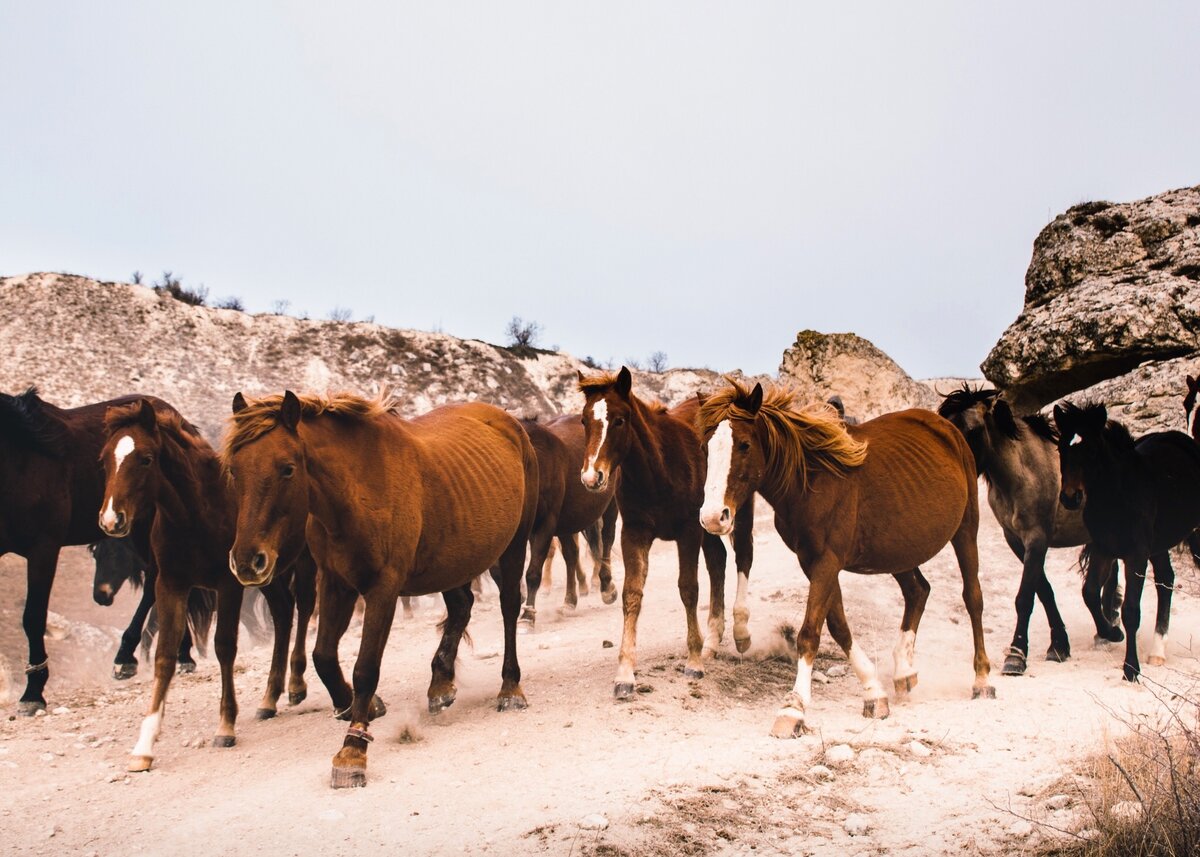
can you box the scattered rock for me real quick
[907,740,932,758]
[602,641,614,649]
[1110,801,1144,822]
[811,670,829,684]
[40,753,54,762]
[807,764,834,782]
[579,814,609,831]
[825,744,855,765]
[1045,794,1071,811]
[1009,820,1033,838]
[825,665,848,678]
[844,813,872,836]
[51,706,70,716]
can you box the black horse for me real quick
[1054,402,1200,681]
[938,387,1120,675]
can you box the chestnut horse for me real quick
[517,414,619,630]
[0,387,185,714]
[98,399,316,772]
[698,380,993,737]
[224,391,538,789]
[1054,402,1200,681]
[578,369,754,699]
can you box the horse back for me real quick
[1135,430,1200,549]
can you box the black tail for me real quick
[581,520,603,564]
[435,615,472,649]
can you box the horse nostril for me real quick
[252,551,268,573]
[720,507,731,523]
[595,469,605,484]
[115,511,127,530]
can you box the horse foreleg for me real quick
[18,545,59,716]
[677,530,705,680]
[559,534,583,611]
[950,524,994,699]
[428,584,474,712]
[1082,551,1124,644]
[614,529,652,699]
[496,529,529,711]
[772,559,841,738]
[288,555,317,706]
[311,573,359,717]
[211,586,242,747]
[595,501,619,604]
[128,581,186,772]
[331,589,398,790]
[1100,559,1123,628]
[892,569,930,697]
[519,526,556,630]
[255,580,294,720]
[115,577,155,680]
[731,498,755,653]
[700,531,727,660]
[1002,535,1058,675]
[1145,552,1175,667]
[1119,557,1149,681]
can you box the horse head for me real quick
[698,382,765,537]
[577,367,634,493]
[224,390,310,587]
[98,399,162,538]
[1052,401,1108,510]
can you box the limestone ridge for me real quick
[982,184,1200,428]
[779,330,938,421]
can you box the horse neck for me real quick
[300,417,383,529]
[619,396,674,486]
[1081,440,1142,521]
[154,435,228,534]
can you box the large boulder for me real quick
[983,185,1200,412]
[779,330,938,420]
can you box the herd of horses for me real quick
[2,367,1199,788]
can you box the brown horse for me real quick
[517,414,619,630]
[698,380,993,737]
[98,399,316,772]
[224,391,538,789]
[578,369,754,699]
[0,387,187,715]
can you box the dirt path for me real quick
[2,489,1198,856]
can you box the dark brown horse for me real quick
[517,414,618,630]
[98,399,316,772]
[578,369,753,699]
[0,387,184,715]
[224,391,538,789]
[698,380,993,737]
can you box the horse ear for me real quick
[280,390,302,432]
[992,399,1018,436]
[747,383,764,414]
[137,399,158,434]
[615,366,632,398]
[576,370,586,384]
[1052,404,1068,431]
[1087,404,1108,432]
[232,392,248,414]
[1189,375,1198,392]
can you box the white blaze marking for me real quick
[100,497,118,530]
[131,703,164,759]
[101,435,136,530]
[893,630,917,679]
[582,400,609,483]
[848,644,885,699]
[700,421,733,531]
[1069,435,1082,447]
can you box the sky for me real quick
[2,3,1198,379]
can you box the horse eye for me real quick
[738,441,751,453]
[140,454,153,466]
[281,463,296,478]
[613,417,625,427]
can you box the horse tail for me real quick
[1077,545,1095,580]
[435,615,472,650]
[186,588,216,657]
[581,520,603,563]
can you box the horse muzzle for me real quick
[1059,489,1083,510]
[230,548,277,587]
[699,504,734,537]
[93,583,115,606]
[580,468,608,493]
[98,509,131,538]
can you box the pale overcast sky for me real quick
[2,3,1197,378]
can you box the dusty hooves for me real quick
[770,714,806,739]
[16,700,46,717]
[331,766,366,789]
[601,586,618,605]
[368,695,388,720]
[212,735,237,748]
[1095,628,1124,645]
[496,693,528,712]
[894,674,918,694]
[112,662,138,680]
[127,755,154,773]
[1045,645,1071,663]
[428,693,457,714]
[683,666,705,681]
[176,660,197,675]
[613,682,635,701]
[1001,653,1027,676]
[559,602,578,614]
[517,617,534,635]
[734,635,752,655]
[254,708,277,721]
[1146,655,1166,667]
[862,697,890,719]
[972,685,997,700]
[288,690,307,706]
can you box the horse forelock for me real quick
[104,401,203,448]
[224,390,400,455]
[1022,413,1059,444]
[699,378,868,493]
[577,371,622,395]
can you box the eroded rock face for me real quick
[779,330,937,420]
[1048,354,1199,438]
[983,185,1200,411]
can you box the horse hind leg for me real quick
[560,534,583,611]
[128,583,187,772]
[595,501,619,604]
[288,558,317,706]
[950,521,995,700]
[700,531,727,660]
[18,546,59,715]
[892,569,930,696]
[255,581,295,720]
[1145,552,1175,667]
[496,525,530,710]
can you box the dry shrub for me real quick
[1036,676,1199,857]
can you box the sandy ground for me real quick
[1,488,1198,857]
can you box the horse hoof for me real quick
[894,674,918,694]
[560,602,577,613]
[428,693,456,714]
[972,685,997,700]
[1146,655,1165,667]
[1122,666,1140,683]
[288,690,307,706]
[613,682,635,701]
[212,735,236,748]
[770,713,806,738]
[601,586,618,605]
[1001,653,1027,676]
[1045,645,1070,663]
[254,708,277,721]
[127,755,154,773]
[16,700,46,717]
[734,635,752,655]
[176,661,197,675]
[683,666,704,680]
[1095,629,1124,646]
[369,695,387,720]
[113,663,137,680]
[497,693,528,712]
[517,618,534,635]
[862,697,890,719]
[331,766,366,789]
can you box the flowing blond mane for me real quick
[224,390,400,454]
[698,378,868,493]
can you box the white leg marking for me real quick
[849,644,885,699]
[581,400,608,486]
[131,703,164,759]
[893,630,917,679]
[1150,632,1167,663]
[777,657,813,717]
[700,421,734,532]
[733,572,750,625]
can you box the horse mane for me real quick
[1021,413,1059,444]
[937,384,1059,444]
[105,400,216,493]
[698,377,868,493]
[577,372,668,414]
[104,400,203,442]
[0,387,66,456]
[225,390,400,454]
[935,384,998,420]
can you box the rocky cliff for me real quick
[982,184,1200,431]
